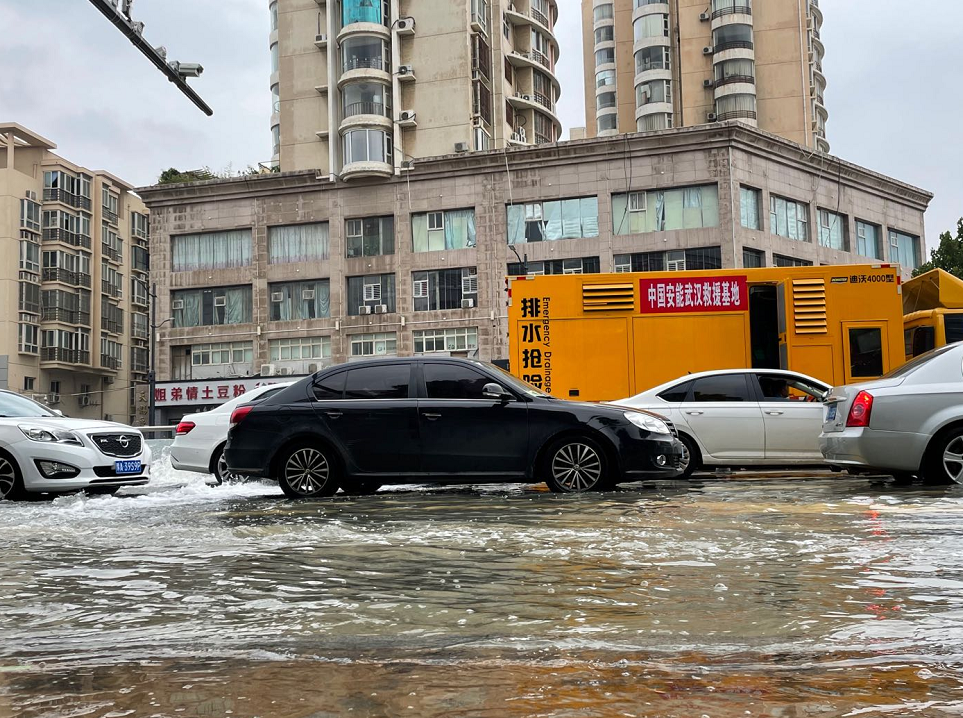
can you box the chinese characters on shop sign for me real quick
[639,276,749,314]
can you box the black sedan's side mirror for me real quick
[482,383,512,402]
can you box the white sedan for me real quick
[0,391,151,501]
[612,369,831,477]
[169,382,292,483]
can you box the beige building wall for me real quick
[0,124,149,425]
[582,0,829,152]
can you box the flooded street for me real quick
[2,454,963,717]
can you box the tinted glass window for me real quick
[424,364,491,399]
[658,381,691,403]
[344,365,410,399]
[313,372,346,400]
[849,328,883,378]
[0,392,56,417]
[689,375,750,402]
[945,315,963,345]
[757,374,825,401]
[912,326,936,358]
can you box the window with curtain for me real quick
[172,229,252,272]
[635,46,669,73]
[715,93,756,119]
[269,223,330,264]
[637,113,673,132]
[889,229,920,269]
[612,185,720,235]
[508,257,600,276]
[855,220,882,259]
[191,342,254,366]
[346,216,394,257]
[769,195,809,241]
[596,69,616,88]
[412,209,477,252]
[598,114,618,132]
[773,254,813,267]
[740,187,761,230]
[507,197,599,244]
[350,332,397,357]
[342,0,386,26]
[414,327,479,354]
[634,14,668,40]
[713,23,753,50]
[347,273,396,315]
[269,279,331,321]
[172,285,253,328]
[612,248,721,273]
[743,247,765,268]
[715,58,755,84]
[595,48,615,66]
[413,268,477,311]
[818,209,848,250]
[636,79,671,106]
[593,4,613,22]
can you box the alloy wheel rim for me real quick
[552,443,602,492]
[284,448,330,495]
[942,437,963,484]
[0,458,16,500]
[678,443,691,473]
[217,454,242,484]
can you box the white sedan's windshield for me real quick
[0,392,57,418]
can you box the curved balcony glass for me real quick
[342,0,388,28]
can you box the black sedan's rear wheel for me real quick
[544,437,608,493]
[278,444,340,499]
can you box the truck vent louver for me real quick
[582,283,635,312]
[792,278,828,334]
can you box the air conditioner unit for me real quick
[397,64,414,76]
[703,46,714,55]
[104,376,115,385]
[314,33,328,47]
[358,305,373,315]
[49,393,61,405]
[398,110,417,126]
[79,396,91,407]
[454,141,470,152]
[271,292,284,302]
[307,363,320,373]
[699,11,710,21]
[260,364,277,377]
[172,299,185,310]
[302,289,316,300]
[707,112,718,121]
[396,17,415,35]
[520,93,532,101]
[213,296,227,307]
[703,79,713,88]
[277,367,292,376]
[374,304,388,314]
[461,298,475,309]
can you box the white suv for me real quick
[0,391,151,501]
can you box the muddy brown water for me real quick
[1,466,962,717]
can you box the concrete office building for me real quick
[270,0,562,174]
[0,123,150,424]
[139,123,929,422]
[582,0,829,151]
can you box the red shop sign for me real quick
[639,275,748,314]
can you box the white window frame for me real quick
[412,279,429,298]
[363,282,382,302]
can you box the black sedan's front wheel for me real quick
[277,444,340,498]
[544,437,609,493]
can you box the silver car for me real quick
[820,343,963,484]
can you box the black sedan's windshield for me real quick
[0,392,57,418]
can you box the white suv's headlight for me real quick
[624,412,671,435]
[18,425,84,446]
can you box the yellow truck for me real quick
[507,264,906,403]
[903,268,963,359]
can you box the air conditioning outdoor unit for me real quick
[359,305,373,315]
[398,110,417,126]
[699,11,710,21]
[396,17,415,35]
[703,79,713,88]
[277,367,292,376]
[454,142,470,152]
[703,46,714,55]
[104,376,115,385]
[271,292,284,302]
[461,298,475,309]
[707,112,718,121]
[374,304,388,314]
[79,396,91,407]
[398,64,414,76]
[314,33,328,46]
[49,393,61,405]
[260,364,277,377]
[520,93,532,101]
[171,299,184,310]
[307,363,320,373]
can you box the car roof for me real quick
[319,356,482,371]
[637,368,828,398]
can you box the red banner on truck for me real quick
[639,275,748,314]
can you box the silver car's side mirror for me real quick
[482,383,512,402]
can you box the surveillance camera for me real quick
[171,61,204,78]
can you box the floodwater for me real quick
[2,452,963,717]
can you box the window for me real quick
[132,245,150,273]
[270,42,279,72]
[269,279,331,321]
[102,188,118,216]
[341,36,389,72]
[905,326,935,359]
[313,371,346,400]
[269,0,278,30]
[597,92,617,110]
[272,125,280,157]
[945,315,963,345]
[172,229,252,272]
[613,247,721,273]
[773,254,813,267]
[634,13,669,40]
[637,113,673,132]
[191,342,254,366]
[23,377,35,392]
[596,69,616,88]
[102,224,122,261]
[131,312,149,339]
[818,209,848,250]
[636,80,670,106]
[714,58,754,84]
[507,197,599,244]
[101,338,123,368]
[595,26,614,44]
[855,220,882,259]
[715,93,756,120]
[743,247,765,268]
[593,4,613,22]
[769,195,809,242]
[658,381,692,403]
[508,257,601,276]
[612,185,720,235]
[131,278,149,306]
[19,282,40,314]
[349,332,398,357]
[50,380,62,395]
[172,286,253,327]
[20,199,40,232]
[424,364,491,399]
[343,128,392,165]
[342,81,391,118]
[740,187,761,230]
[474,126,491,151]
[342,0,388,26]
[413,268,477,311]
[269,223,330,264]
[849,327,883,378]
[889,229,920,269]
[756,374,825,402]
[689,374,751,402]
[20,240,40,273]
[595,48,615,66]
[102,261,123,297]
[635,46,670,73]
[271,336,332,362]
[346,216,394,258]
[713,23,753,51]
[414,327,479,354]
[412,210,476,252]
[347,274,396,314]
[18,324,39,354]
[598,114,618,133]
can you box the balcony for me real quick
[101,318,123,335]
[102,281,123,299]
[43,189,92,211]
[508,49,554,74]
[102,243,123,263]
[711,5,751,20]
[343,101,391,120]
[42,307,90,325]
[41,348,90,365]
[131,324,149,340]
[42,267,92,288]
[505,3,555,34]
[100,355,122,371]
[716,109,757,121]
[132,358,149,374]
[714,73,755,88]
[342,57,391,73]
[103,207,119,226]
[43,228,92,249]
[713,40,753,53]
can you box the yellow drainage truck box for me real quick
[903,268,963,359]
[507,265,905,403]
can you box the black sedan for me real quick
[225,357,684,498]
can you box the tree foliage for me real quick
[156,164,278,185]
[914,219,963,278]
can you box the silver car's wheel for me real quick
[942,436,963,484]
[548,441,603,493]
[0,456,22,501]
[279,446,338,499]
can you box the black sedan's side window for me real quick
[313,371,346,400]
[344,365,411,399]
[424,364,491,399]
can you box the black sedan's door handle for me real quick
[422,412,442,420]
[325,410,343,419]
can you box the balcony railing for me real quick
[711,5,752,20]
[512,49,553,72]
[102,243,123,263]
[41,348,90,365]
[103,208,119,226]
[716,109,758,121]
[715,74,755,87]
[132,293,150,308]
[101,318,123,335]
[131,325,149,340]
[102,281,123,299]
[101,355,122,371]
[532,91,556,113]
[132,359,149,373]
[343,101,390,119]
[530,6,551,29]
[342,57,390,73]
[43,189,92,211]
[42,307,90,325]
[43,228,92,249]
[713,40,754,52]
[41,268,92,288]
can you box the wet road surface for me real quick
[2,456,963,717]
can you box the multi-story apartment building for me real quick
[270,0,562,174]
[581,0,829,151]
[139,123,929,423]
[0,123,150,424]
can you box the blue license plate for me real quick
[115,460,142,475]
[827,405,837,422]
